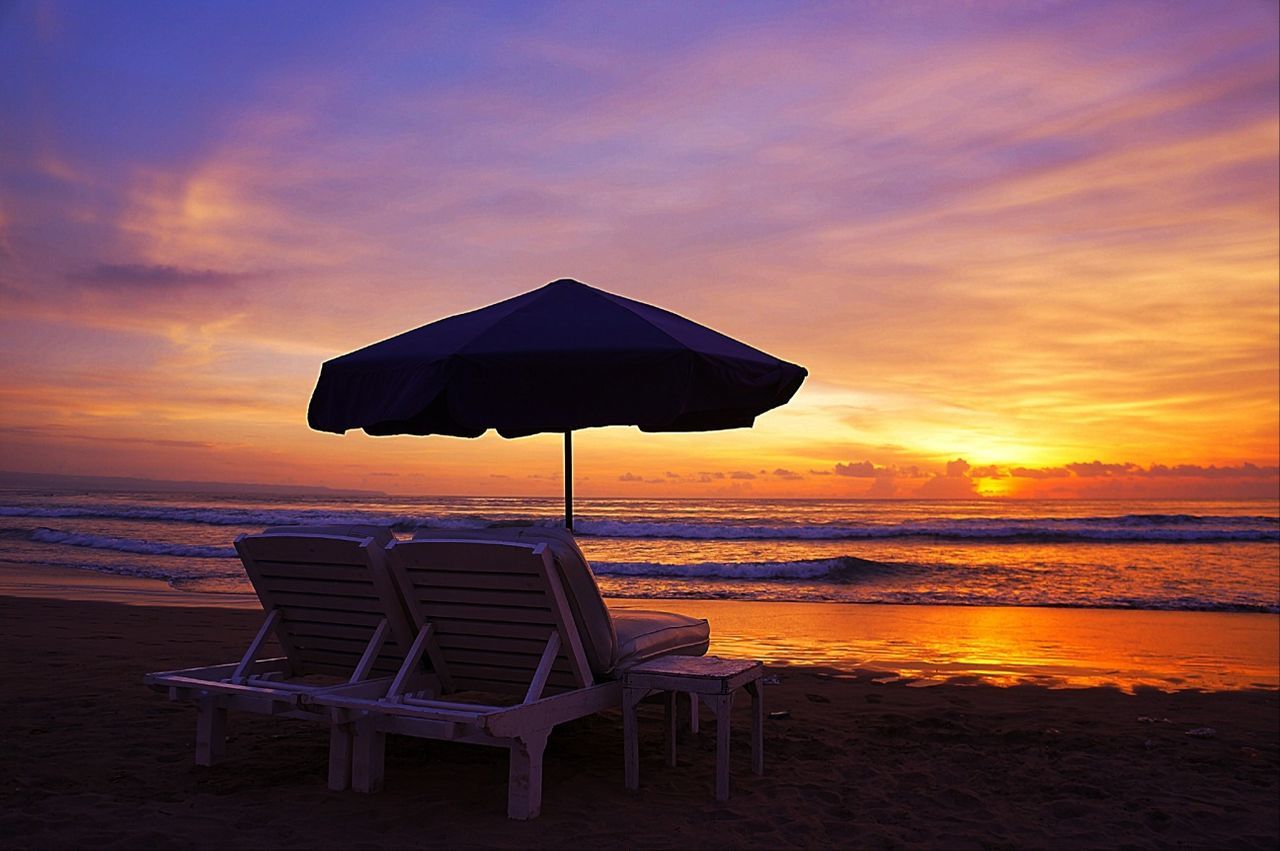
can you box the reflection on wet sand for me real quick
[612,599,1280,692]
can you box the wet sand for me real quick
[3,562,1276,691]
[1,576,1278,849]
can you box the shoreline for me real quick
[3,561,1276,692]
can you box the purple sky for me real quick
[1,1,1277,497]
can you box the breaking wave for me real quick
[29,528,235,559]
[1,504,1275,542]
[9,525,1276,613]
[592,555,898,580]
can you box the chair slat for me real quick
[401,543,543,575]
[255,561,372,583]
[435,633,549,655]
[442,647,576,674]
[242,536,372,566]
[411,602,557,625]
[289,621,386,642]
[409,588,550,609]
[429,620,554,640]
[270,591,384,613]
[275,606,385,629]
[256,577,377,597]
[411,571,546,591]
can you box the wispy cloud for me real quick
[68,263,261,289]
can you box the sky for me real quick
[0,0,1277,499]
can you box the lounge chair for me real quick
[311,535,709,819]
[409,525,711,675]
[144,525,416,781]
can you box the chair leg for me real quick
[623,688,644,791]
[665,691,678,767]
[195,697,226,766]
[328,720,353,791]
[508,730,549,820]
[351,718,386,793]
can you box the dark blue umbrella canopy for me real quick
[308,278,807,439]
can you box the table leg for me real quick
[710,692,734,801]
[690,692,699,734]
[747,679,764,775]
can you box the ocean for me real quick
[1,489,1276,613]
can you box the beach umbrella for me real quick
[307,278,807,531]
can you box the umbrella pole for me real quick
[563,430,574,533]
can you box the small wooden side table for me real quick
[622,656,764,801]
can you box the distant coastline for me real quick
[0,470,387,499]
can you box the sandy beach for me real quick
[4,0,1278,846]
[2,572,1277,849]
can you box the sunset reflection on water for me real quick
[611,599,1280,692]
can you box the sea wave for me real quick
[0,503,493,531]
[8,529,1276,613]
[598,585,1280,613]
[592,555,900,580]
[1,503,1275,542]
[576,516,1279,542]
[29,528,235,559]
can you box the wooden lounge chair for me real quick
[311,536,710,819]
[409,525,712,675]
[144,526,416,780]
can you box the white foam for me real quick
[2,504,1274,541]
[30,528,235,559]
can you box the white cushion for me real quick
[611,609,710,672]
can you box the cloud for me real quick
[834,460,877,477]
[945,458,971,478]
[1142,462,1279,479]
[1066,461,1143,477]
[968,464,1003,479]
[1003,462,1280,494]
[68,263,258,289]
[833,460,920,480]
[772,468,803,480]
[618,472,643,482]
[915,473,979,498]
[729,471,757,480]
[1011,466,1070,479]
[0,425,214,450]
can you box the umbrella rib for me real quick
[593,287,781,362]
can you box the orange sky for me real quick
[0,2,1277,499]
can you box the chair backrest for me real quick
[410,526,618,674]
[387,538,595,697]
[262,524,397,547]
[235,533,415,679]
